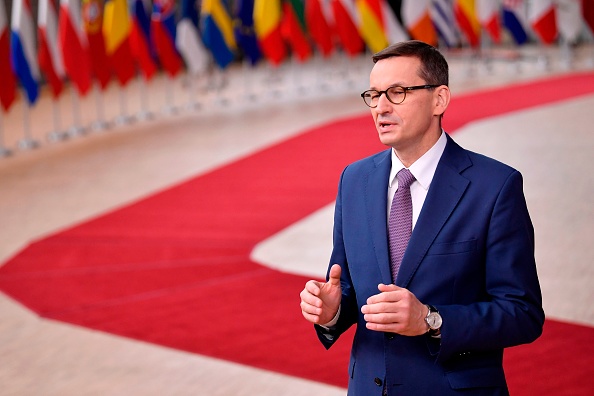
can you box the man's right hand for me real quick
[300,264,342,325]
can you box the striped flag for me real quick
[152,0,183,76]
[330,0,364,56]
[355,0,389,53]
[306,0,334,56]
[103,0,136,86]
[177,0,210,74]
[38,0,65,98]
[234,0,263,65]
[528,0,557,44]
[201,0,237,69]
[382,0,410,45]
[11,0,41,104]
[502,0,528,45]
[129,0,157,81]
[82,0,112,89]
[0,0,17,110]
[253,0,286,65]
[401,0,437,46]
[477,0,501,43]
[281,0,311,62]
[430,0,459,47]
[59,0,92,96]
[556,0,583,44]
[454,0,481,47]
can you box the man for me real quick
[299,40,544,395]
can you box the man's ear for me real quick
[433,85,451,116]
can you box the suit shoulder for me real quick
[343,149,390,175]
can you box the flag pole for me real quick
[18,103,39,150]
[91,83,110,131]
[163,75,180,115]
[137,77,155,120]
[47,98,68,142]
[0,112,13,157]
[185,73,200,111]
[68,86,86,137]
[115,84,134,125]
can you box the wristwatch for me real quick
[425,305,442,337]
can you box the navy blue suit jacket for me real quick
[316,134,544,395]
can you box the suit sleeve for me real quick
[435,170,545,363]
[315,167,359,349]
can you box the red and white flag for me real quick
[477,0,501,43]
[306,0,334,57]
[528,0,557,44]
[401,0,436,46]
[38,0,65,98]
[331,0,364,56]
[59,0,92,95]
[0,0,17,111]
[82,0,112,89]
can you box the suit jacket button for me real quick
[374,377,383,387]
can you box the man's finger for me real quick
[327,264,342,287]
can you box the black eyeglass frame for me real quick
[360,84,440,108]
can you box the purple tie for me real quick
[388,168,416,282]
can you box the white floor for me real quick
[1,45,593,395]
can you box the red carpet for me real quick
[1,72,594,394]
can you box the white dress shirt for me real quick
[388,131,447,229]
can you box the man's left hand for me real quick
[361,284,429,336]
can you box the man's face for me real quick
[368,56,439,156]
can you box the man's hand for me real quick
[300,264,342,325]
[361,284,429,336]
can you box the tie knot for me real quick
[396,168,415,189]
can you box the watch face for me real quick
[427,312,442,330]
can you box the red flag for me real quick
[82,0,112,89]
[103,0,136,86]
[130,0,157,81]
[59,0,92,95]
[583,0,594,34]
[306,0,334,57]
[253,0,287,66]
[529,0,557,44]
[0,0,17,110]
[331,0,364,56]
[151,0,183,77]
[281,0,311,62]
[38,0,65,98]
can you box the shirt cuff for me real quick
[319,305,341,329]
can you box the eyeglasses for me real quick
[360,85,440,108]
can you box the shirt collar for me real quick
[389,131,447,190]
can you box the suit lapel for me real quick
[396,136,472,287]
[365,149,393,285]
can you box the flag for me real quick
[528,0,557,44]
[253,0,286,65]
[401,0,437,46]
[129,0,157,81]
[11,0,40,104]
[103,0,136,85]
[330,0,364,56]
[453,0,481,47]
[38,0,65,98]
[281,0,311,61]
[556,0,583,44]
[152,0,183,76]
[82,0,112,89]
[201,0,237,69]
[430,0,459,47]
[381,0,409,45]
[305,0,334,56]
[0,0,17,110]
[476,0,501,43]
[584,0,594,35]
[233,0,263,65]
[355,0,389,53]
[59,0,92,96]
[177,0,209,74]
[502,0,528,45]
